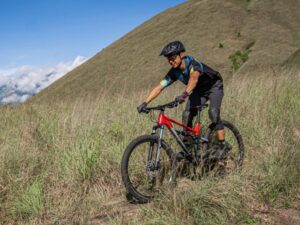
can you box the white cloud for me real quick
[1,93,30,104]
[0,56,86,104]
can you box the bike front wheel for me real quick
[121,135,174,203]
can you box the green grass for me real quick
[9,180,44,219]
[229,49,251,71]
[0,69,299,224]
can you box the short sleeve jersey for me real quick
[160,55,221,92]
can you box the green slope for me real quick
[30,0,300,103]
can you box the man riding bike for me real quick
[137,41,229,159]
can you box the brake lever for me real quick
[142,108,150,114]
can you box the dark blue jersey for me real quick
[160,55,222,92]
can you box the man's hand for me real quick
[137,102,148,113]
[175,91,189,104]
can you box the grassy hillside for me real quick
[1,0,300,224]
[30,0,300,103]
[0,68,299,224]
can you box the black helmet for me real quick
[160,41,186,56]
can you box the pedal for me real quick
[175,151,193,162]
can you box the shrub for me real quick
[229,49,251,71]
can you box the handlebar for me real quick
[142,100,209,113]
[143,100,179,113]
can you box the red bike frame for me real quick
[149,102,207,166]
[157,112,201,136]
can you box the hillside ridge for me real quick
[30,0,300,103]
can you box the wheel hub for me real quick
[146,160,160,177]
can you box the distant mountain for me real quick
[31,0,300,104]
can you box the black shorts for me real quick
[188,79,223,109]
[184,79,224,129]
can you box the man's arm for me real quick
[185,71,200,94]
[138,70,175,112]
[175,71,200,103]
[145,84,165,104]
[145,74,175,104]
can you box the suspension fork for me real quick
[155,125,164,168]
[148,125,164,169]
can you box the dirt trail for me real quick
[272,208,300,225]
[89,196,300,225]
[90,200,300,225]
[253,208,300,225]
[88,178,198,224]
[89,198,148,225]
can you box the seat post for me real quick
[196,108,201,124]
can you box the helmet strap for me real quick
[178,54,186,70]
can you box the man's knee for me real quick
[209,107,220,123]
[209,107,224,130]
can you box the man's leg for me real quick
[182,95,207,128]
[208,80,225,142]
[182,99,195,128]
[208,81,232,157]
[177,95,207,159]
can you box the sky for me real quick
[0,0,186,103]
[0,0,185,69]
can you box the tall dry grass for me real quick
[0,69,299,224]
[139,69,300,225]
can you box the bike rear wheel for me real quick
[203,120,244,175]
[121,135,174,203]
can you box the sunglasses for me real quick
[166,55,178,62]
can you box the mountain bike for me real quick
[121,100,244,203]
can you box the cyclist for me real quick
[137,41,228,158]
